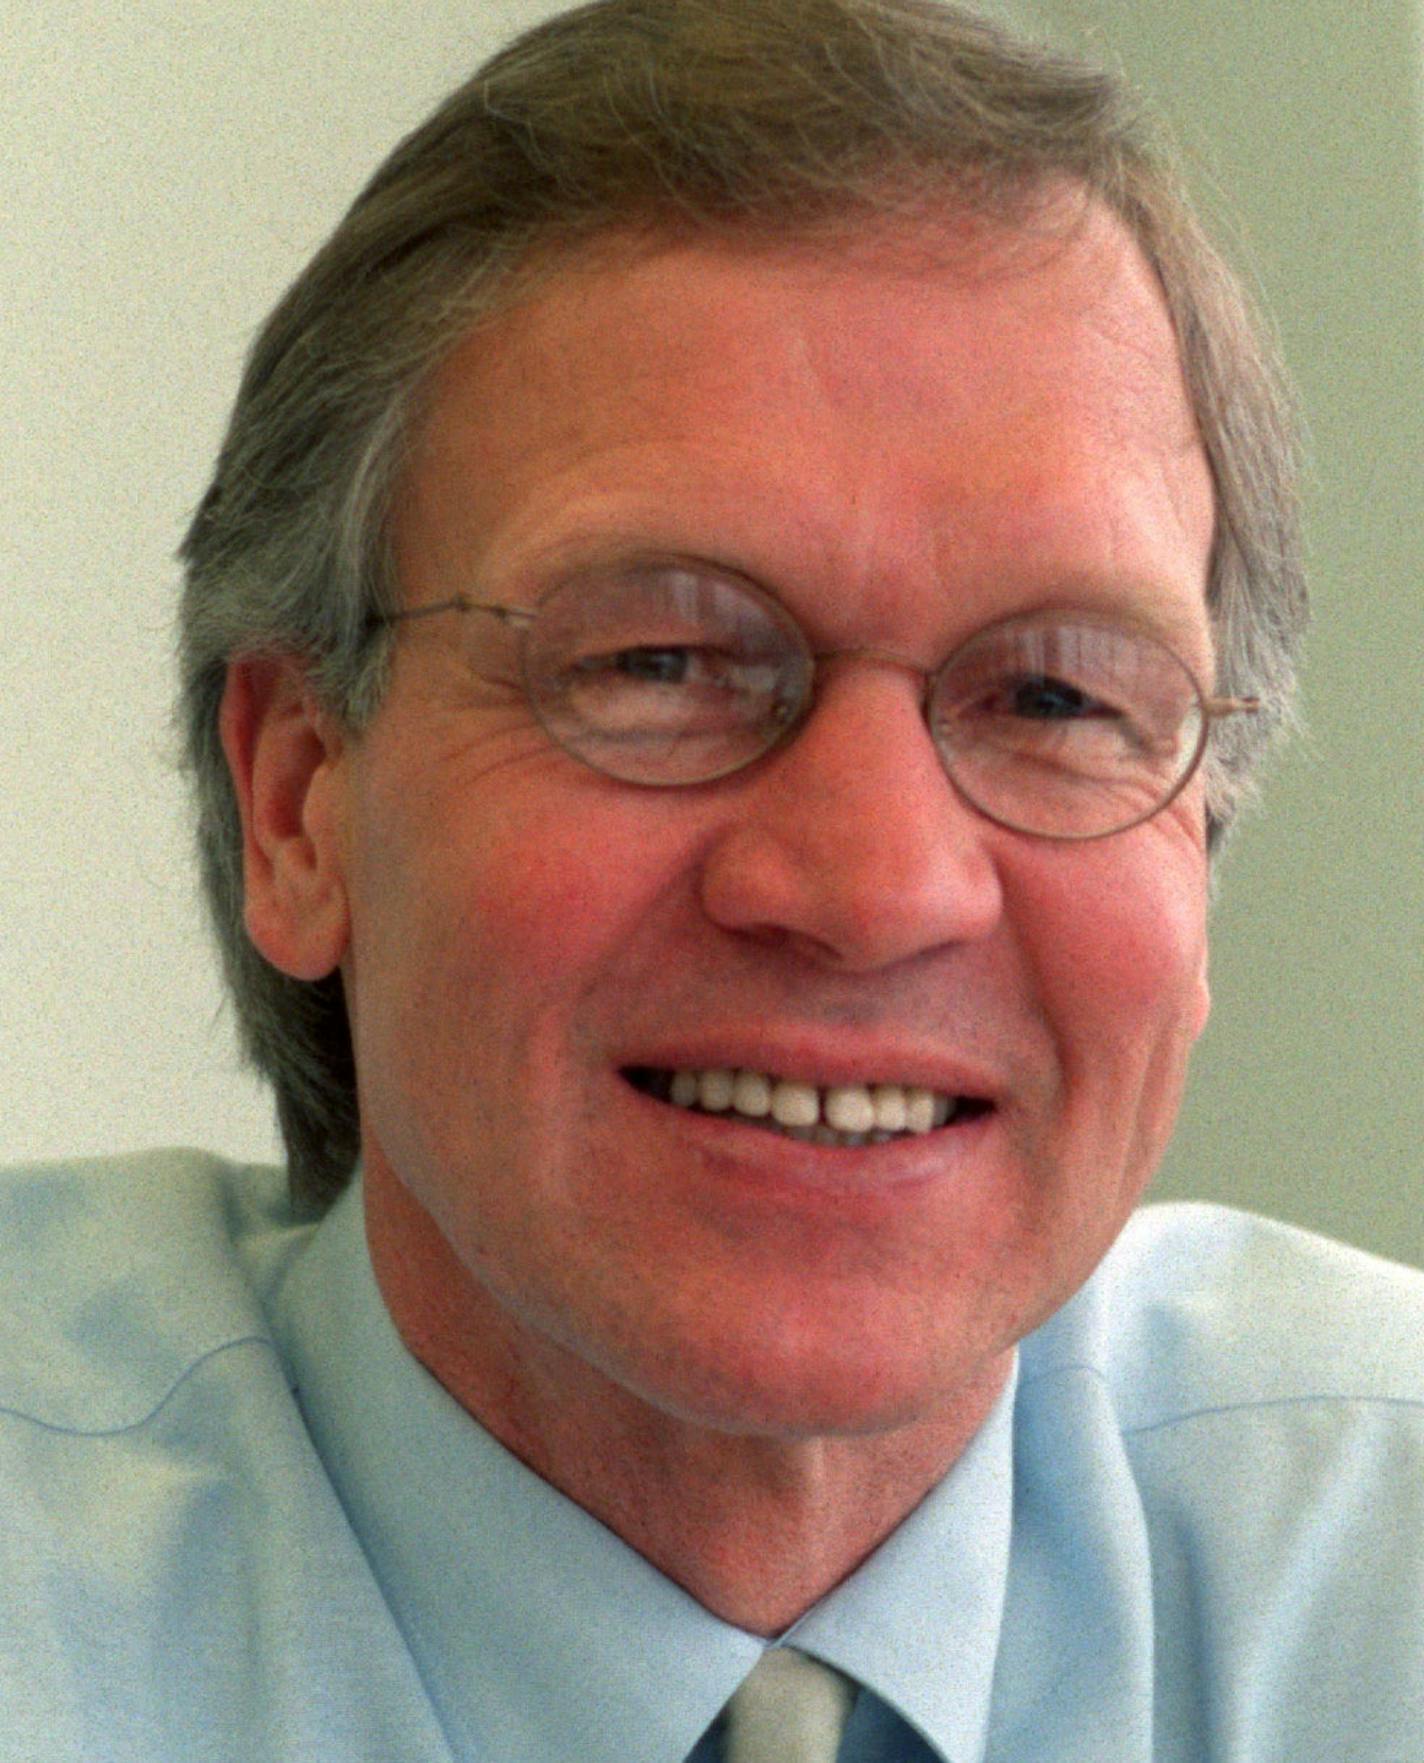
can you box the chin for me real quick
[610,1309,1005,1444]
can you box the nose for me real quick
[697,661,1005,971]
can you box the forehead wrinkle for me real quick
[786,219,1207,581]
[397,206,1213,664]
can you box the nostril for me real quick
[697,811,1003,972]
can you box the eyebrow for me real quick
[1066,593,1217,679]
[494,542,1217,674]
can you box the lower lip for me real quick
[620,1078,997,1199]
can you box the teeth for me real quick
[824,1085,875,1134]
[770,1080,819,1129]
[732,1070,772,1117]
[870,1083,907,1133]
[662,1067,959,1139]
[698,1069,736,1112]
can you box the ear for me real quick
[219,654,351,981]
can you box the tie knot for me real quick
[724,1648,856,1763]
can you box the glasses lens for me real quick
[522,562,812,784]
[930,616,1205,838]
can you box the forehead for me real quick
[392,202,1212,653]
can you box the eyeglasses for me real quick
[369,558,1259,839]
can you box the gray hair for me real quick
[178,0,1306,1211]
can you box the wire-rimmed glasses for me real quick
[369,557,1258,839]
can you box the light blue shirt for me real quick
[2,1148,1422,1760]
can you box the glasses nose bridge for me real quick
[784,643,959,810]
[805,644,942,746]
[810,643,937,698]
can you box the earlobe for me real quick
[219,654,351,981]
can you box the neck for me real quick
[365,1160,1011,1635]
[494,1376,1008,1634]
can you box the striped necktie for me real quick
[724,1648,856,1763]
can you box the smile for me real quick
[624,1066,990,1147]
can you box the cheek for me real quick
[1088,885,1206,1021]
[997,838,1209,1301]
[1051,823,1206,1010]
[347,757,690,1049]
[1019,834,1210,1133]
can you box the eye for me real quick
[1007,674,1117,721]
[608,646,695,684]
[569,643,747,692]
[927,612,1208,836]
[577,644,734,687]
[555,638,781,746]
[519,559,815,782]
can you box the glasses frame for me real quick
[367,570,1259,840]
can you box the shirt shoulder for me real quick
[0,1146,312,1434]
[1012,1207,1424,1758]
[0,1153,452,1760]
[1024,1200,1424,1430]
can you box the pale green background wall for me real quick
[2,3,1419,1262]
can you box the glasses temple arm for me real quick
[367,597,537,630]
[1203,694,1261,721]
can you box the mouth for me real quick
[622,1065,993,1148]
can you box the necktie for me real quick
[724,1648,856,1763]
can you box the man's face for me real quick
[331,206,1215,1442]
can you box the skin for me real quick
[223,198,1215,1635]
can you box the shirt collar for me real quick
[273,1175,1014,1763]
[787,1359,1015,1762]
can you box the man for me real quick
[2,1,1421,1758]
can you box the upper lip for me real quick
[617,1031,1003,1101]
